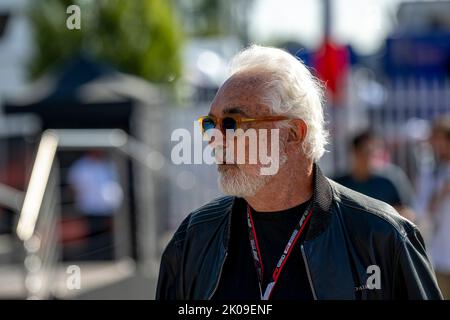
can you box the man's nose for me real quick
[208,127,234,147]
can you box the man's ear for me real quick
[288,119,307,144]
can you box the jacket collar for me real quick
[305,163,333,241]
[227,163,333,246]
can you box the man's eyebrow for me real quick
[208,106,249,117]
[222,107,248,116]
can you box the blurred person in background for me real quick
[414,117,450,299]
[335,131,416,222]
[67,149,123,260]
[157,45,441,300]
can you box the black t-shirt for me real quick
[212,198,313,300]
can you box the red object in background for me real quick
[313,38,349,105]
[58,216,89,244]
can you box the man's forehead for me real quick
[210,71,271,116]
[222,69,273,93]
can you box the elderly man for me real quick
[156,45,442,300]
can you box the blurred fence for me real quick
[324,74,450,183]
[373,78,450,178]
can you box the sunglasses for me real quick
[197,114,290,136]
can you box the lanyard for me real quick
[246,203,313,300]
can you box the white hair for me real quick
[229,45,328,160]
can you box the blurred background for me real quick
[0,0,449,299]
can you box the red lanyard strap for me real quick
[246,203,313,300]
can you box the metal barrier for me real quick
[12,129,165,299]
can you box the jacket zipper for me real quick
[208,207,233,300]
[208,251,228,299]
[301,244,318,300]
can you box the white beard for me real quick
[217,152,287,197]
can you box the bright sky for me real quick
[249,0,410,54]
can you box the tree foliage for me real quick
[29,0,183,83]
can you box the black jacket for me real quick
[156,165,443,300]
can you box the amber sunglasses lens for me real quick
[222,117,238,132]
[201,117,216,133]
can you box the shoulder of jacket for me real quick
[172,196,234,243]
[189,196,234,226]
[328,178,415,239]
